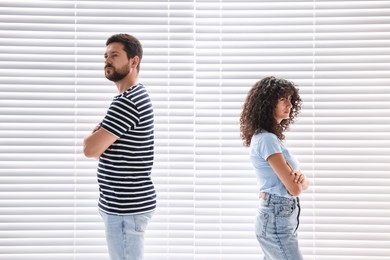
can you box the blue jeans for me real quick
[255,193,303,260]
[99,210,154,260]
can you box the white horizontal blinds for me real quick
[307,1,390,259]
[0,1,80,260]
[0,1,390,260]
[149,1,195,258]
[194,1,224,258]
[195,1,316,259]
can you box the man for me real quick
[83,33,156,260]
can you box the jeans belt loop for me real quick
[265,193,271,206]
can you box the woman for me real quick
[240,76,309,260]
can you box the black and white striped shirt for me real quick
[98,83,156,215]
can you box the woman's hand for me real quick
[291,170,306,184]
[268,154,309,196]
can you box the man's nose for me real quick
[105,57,111,65]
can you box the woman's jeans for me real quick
[99,210,154,260]
[255,193,303,260]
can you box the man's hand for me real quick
[83,123,118,158]
[92,123,102,133]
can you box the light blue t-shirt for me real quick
[250,130,299,198]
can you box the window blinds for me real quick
[0,1,389,259]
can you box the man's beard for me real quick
[105,62,130,82]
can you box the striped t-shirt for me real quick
[98,83,156,215]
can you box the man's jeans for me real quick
[99,210,154,260]
[255,193,303,260]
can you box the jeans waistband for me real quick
[261,192,299,206]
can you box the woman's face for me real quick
[273,95,292,124]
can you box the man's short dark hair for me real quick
[106,33,143,72]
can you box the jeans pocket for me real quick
[275,202,298,235]
[275,202,295,218]
[134,211,154,232]
[255,211,269,238]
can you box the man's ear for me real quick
[131,56,140,68]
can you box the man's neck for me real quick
[116,77,138,94]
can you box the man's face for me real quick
[104,42,131,82]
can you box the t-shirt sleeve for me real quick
[257,133,283,160]
[101,96,139,138]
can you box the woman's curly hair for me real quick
[240,76,302,147]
